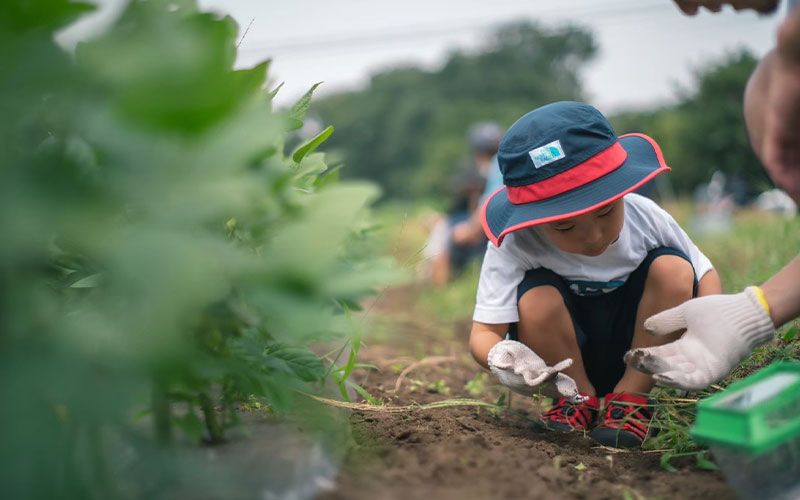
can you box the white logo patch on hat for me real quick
[529,140,565,169]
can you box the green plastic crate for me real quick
[691,361,800,500]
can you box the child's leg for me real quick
[613,254,695,394]
[517,285,595,396]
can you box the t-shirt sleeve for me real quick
[473,238,529,324]
[650,204,714,280]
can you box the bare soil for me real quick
[318,285,735,500]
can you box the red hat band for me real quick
[506,141,628,204]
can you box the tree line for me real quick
[311,22,771,203]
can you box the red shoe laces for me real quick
[600,393,653,440]
[544,397,598,429]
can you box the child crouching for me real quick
[469,102,721,448]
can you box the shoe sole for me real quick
[543,420,579,433]
[588,426,645,448]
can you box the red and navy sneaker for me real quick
[589,392,654,448]
[541,395,600,432]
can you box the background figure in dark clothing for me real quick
[427,122,502,287]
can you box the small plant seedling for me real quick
[464,372,489,396]
[408,377,427,392]
[427,379,451,394]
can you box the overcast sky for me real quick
[58,0,785,113]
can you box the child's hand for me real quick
[625,287,775,390]
[487,340,586,402]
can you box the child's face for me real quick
[540,199,624,256]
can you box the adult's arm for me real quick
[673,0,779,15]
[745,6,800,203]
[761,253,800,326]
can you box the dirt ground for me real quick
[318,286,736,500]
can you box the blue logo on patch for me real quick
[529,140,565,169]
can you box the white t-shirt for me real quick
[473,193,714,324]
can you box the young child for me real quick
[468,101,722,448]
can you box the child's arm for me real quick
[468,238,580,400]
[697,267,722,297]
[469,321,508,370]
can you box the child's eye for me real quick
[598,206,615,218]
[554,225,575,232]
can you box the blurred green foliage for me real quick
[312,22,597,200]
[0,0,397,498]
[612,50,771,198]
[694,212,800,293]
[315,30,769,202]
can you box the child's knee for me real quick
[518,285,569,330]
[645,255,695,300]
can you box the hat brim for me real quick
[482,133,670,246]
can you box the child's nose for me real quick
[586,227,604,244]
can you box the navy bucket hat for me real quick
[482,101,670,246]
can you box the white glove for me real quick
[487,340,586,403]
[625,287,775,390]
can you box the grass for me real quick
[370,200,800,467]
[650,203,800,460]
[686,208,800,293]
[646,336,800,462]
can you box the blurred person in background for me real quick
[450,156,503,250]
[426,122,503,286]
[626,0,800,390]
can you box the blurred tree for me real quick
[612,50,772,200]
[673,50,771,199]
[312,22,597,200]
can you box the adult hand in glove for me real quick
[625,287,775,390]
[487,340,587,403]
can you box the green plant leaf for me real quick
[288,82,322,124]
[174,411,205,444]
[782,325,798,341]
[339,305,363,382]
[265,344,325,382]
[314,164,342,189]
[347,380,378,405]
[269,81,284,100]
[322,341,350,380]
[292,152,328,180]
[4,0,96,32]
[337,379,350,402]
[69,273,102,288]
[464,373,487,397]
[695,451,719,471]
[132,408,151,422]
[660,452,677,472]
[292,125,334,163]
